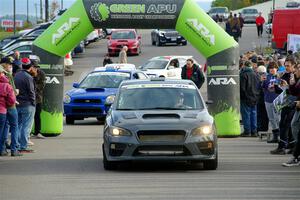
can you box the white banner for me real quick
[1,19,24,28]
[287,34,300,53]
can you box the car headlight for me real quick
[105,95,115,105]
[109,126,132,136]
[64,95,71,104]
[192,125,213,136]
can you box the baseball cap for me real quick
[0,57,13,65]
[21,57,32,69]
[29,55,40,67]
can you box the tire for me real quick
[102,144,118,170]
[155,36,161,46]
[203,154,218,170]
[182,41,187,46]
[66,116,74,125]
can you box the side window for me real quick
[169,59,179,68]
[178,58,187,68]
[132,73,139,79]
[137,72,148,79]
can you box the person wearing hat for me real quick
[30,55,46,139]
[0,57,22,156]
[0,66,16,156]
[14,58,36,153]
[240,60,260,137]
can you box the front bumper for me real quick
[108,46,139,55]
[64,103,107,118]
[103,132,217,162]
[159,35,186,44]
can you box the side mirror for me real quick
[73,82,79,88]
[168,65,175,70]
[104,95,115,107]
[106,35,111,40]
[138,35,141,40]
[205,100,214,105]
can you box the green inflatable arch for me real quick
[33,0,240,137]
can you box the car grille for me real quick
[72,108,102,114]
[73,99,101,104]
[116,44,127,49]
[137,130,186,143]
[164,32,179,37]
[133,145,191,156]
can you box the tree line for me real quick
[211,0,270,10]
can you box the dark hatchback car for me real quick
[102,79,218,170]
[151,29,187,46]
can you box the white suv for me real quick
[139,56,201,79]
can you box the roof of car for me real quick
[150,55,192,60]
[120,78,196,87]
[94,63,136,71]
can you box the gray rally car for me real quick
[102,78,218,170]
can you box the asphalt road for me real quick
[0,25,299,200]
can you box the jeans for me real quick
[241,102,257,133]
[257,25,263,36]
[278,107,295,149]
[17,106,35,150]
[265,102,280,130]
[3,107,20,152]
[291,110,300,143]
[0,113,7,153]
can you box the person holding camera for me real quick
[271,58,297,155]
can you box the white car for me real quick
[94,63,136,71]
[139,56,201,79]
[85,29,100,44]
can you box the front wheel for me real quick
[182,41,187,46]
[66,116,74,125]
[203,154,218,170]
[102,144,118,170]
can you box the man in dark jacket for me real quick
[181,58,205,89]
[14,58,36,153]
[240,61,260,137]
[30,57,46,139]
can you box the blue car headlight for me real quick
[105,95,115,105]
[64,94,71,104]
[192,125,213,136]
[109,126,132,136]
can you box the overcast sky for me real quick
[0,0,213,17]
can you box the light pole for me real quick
[40,0,43,21]
[27,0,29,23]
[273,0,275,10]
[61,0,64,10]
[45,0,49,22]
[13,0,16,34]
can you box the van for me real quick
[272,9,300,50]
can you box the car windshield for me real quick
[79,72,131,88]
[210,8,227,13]
[111,31,135,39]
[141,59,169,69]
[242,9,258,14]
[117,85,204,110]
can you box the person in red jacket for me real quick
[256,12,265,38]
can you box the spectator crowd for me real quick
[239,50,300,167]
[0,52,46,157]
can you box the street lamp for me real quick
[273,0,275,10]
[13,0,16,34]
[61,0,64,10]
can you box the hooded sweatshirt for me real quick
[0,74,16,114]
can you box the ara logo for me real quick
[46,76,60,84]
[52,17,80,45]
[208,77,237,85]
[186,18,215,46]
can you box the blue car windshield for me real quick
[117,85,204,110]
[79,72,131,88]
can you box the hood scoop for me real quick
[122,113,138,119]
[142,114,180,119]
[183,113,198,119]
[85,88,105,92]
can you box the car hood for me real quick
[66,88,117,98]
[143,69,166,75]
[111,110,213,131]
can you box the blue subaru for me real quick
[63,67,148,124]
